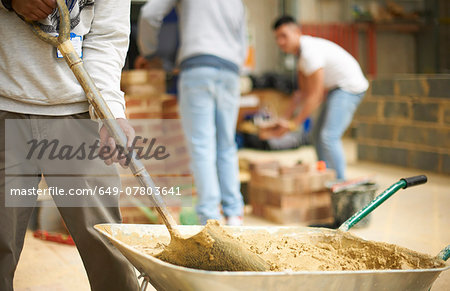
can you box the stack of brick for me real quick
[121,69,166,120]
[162,96,180,119]
[119,69,192,223]
[354,75,450,174]
[119,68,167,185]
[248,161,336,225]
[121,69,190,176]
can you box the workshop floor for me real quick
[14,139,449,290]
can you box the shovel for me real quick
[28,0,269,272]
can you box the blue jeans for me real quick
[312,88,365,180]
[178,67,244,224]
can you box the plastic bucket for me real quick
[331,182,378,228]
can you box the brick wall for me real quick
[354,75,450,174]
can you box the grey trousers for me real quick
[0,111,139,291]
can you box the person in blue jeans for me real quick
[268,16,369,180]
[137,0,246,225]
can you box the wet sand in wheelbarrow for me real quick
[115,221,445,272]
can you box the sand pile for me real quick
[233,231,444,271]
[118,223,445,272]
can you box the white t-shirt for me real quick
[298,35,369,94]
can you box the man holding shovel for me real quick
[0,0,139,290]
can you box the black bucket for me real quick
[331,182,378,228]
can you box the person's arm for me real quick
[292,68,325,126]
[81,0,134,167]
[137,0,177,59]
[262,69,324,139]
[82,0,130,120]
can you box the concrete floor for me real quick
[14,139,449,290]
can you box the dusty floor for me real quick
[14,139,449,290]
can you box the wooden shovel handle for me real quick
[27,0,179,233]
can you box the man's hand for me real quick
[258,119,292,140]
[134,55,164,70]
[12,0,56,21]
[134,55,150,70]
[99,118,136,169]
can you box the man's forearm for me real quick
[292,92,323,126]
[284,90,301,119]
[82,0,130,119]
[292,69,324,126]
[137,0,177,57]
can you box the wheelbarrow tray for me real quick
[94,224,449,291]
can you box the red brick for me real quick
[163,134,186,146]
[249,160,280,172]
[263,205,310,224]
[123,84,162,96]
[308,169,336,192]
[279,163,310,175]
[250,170,311,195]
[125,98,143,107]
[121,70,166,91]
[162,112,180,119]
[128,112,162,119]
[307,191,333,222]
[248,187,268,205]
[251,203,265,217]
[265,192,308,208]
[164,157,191,174]
[121,70,149,85]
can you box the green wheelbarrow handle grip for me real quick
[338,175,428,232]
[437,245,450,261]
[401,175,427,189]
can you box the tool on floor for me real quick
[33,230,75,246]
[329,175,376,193]
[28,0,269,272]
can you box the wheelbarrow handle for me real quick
[338,175,428,232]
[26,0,179,233]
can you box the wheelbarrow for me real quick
[95,176,450,291]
